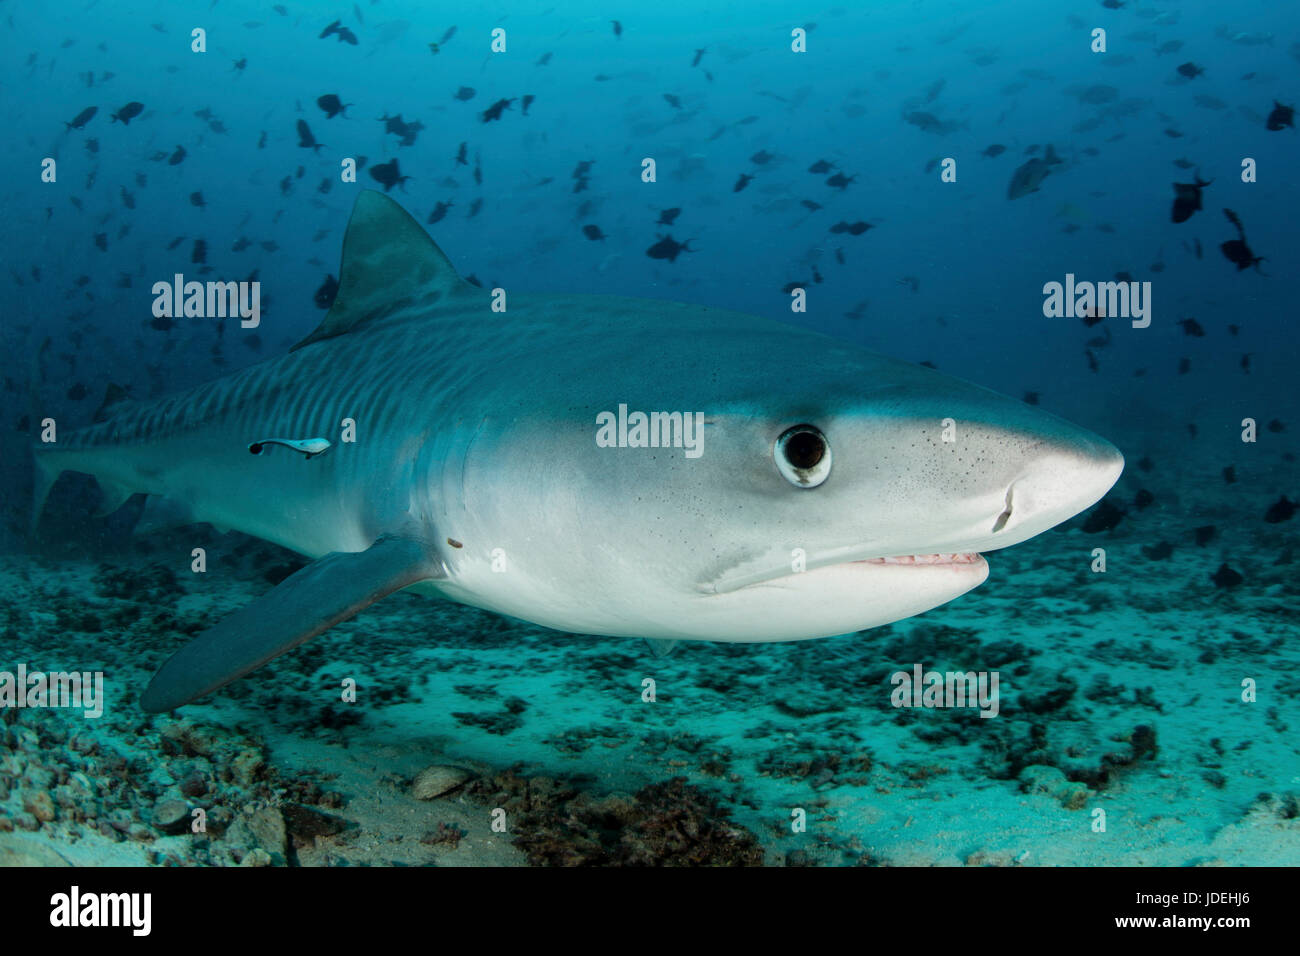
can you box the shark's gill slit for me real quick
[992,486,1015,533]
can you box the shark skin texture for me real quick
[33,190,1124,712]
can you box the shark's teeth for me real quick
[858,553,981,566]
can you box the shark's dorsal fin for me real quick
[292,190,471,351]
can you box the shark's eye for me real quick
[774,425,832,488]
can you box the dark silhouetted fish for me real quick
[455,141,467,165]
[453,86,476,101]
[611,20,622,37]
[646,235,693,262]
[66,106,97,130]
[1177,317,1205,336]
[468,198,483,218]
[190,191,206,208]
[1171,175,1210,223]
[1172,158,1195,169]
[657,208,680,225]
[825,172,856,190]
[297,119,324,152]
[904,111,958,133]
[192,239,206,264]
[808,159,834,173]
[1023,391,1040,405]
[317,94,350,118]
[1266,100,1295,130]
[1265,496,1296,523]
[982,144,1006,157]
[733,173,753,192]
[1211,563,1242,588]
[692,48,706,67]
[1007,144,1062,199]
[830,221,873,236]
[369,159,410,192]
[1222,467,1235,485]
[168,145,186,165]
[521,94,534,115]
[481,98,514,122]
[1220,208,1266,272]
[751,150,774,165]
[314,275,338,309]
[427,201,453,224]
[1081,499,1123,533]
[800,199,823,211]
[663,93,682,109]
[1194,525,1217,547]
[582,224,606,241]
[1175,62,1204,79]
[111,101,143,124]
[320,20,358,44]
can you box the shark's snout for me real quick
[990,430,1124,546]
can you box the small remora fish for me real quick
[248,437,332,459]
[1007,144,1062,200]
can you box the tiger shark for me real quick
[34,190,1123,712]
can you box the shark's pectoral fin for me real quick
[140,534,444,713]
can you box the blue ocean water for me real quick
[0,0,1297,867]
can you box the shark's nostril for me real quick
[992,486,1014,533]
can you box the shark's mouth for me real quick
[855,552,982,566]
[709,550,987,593]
